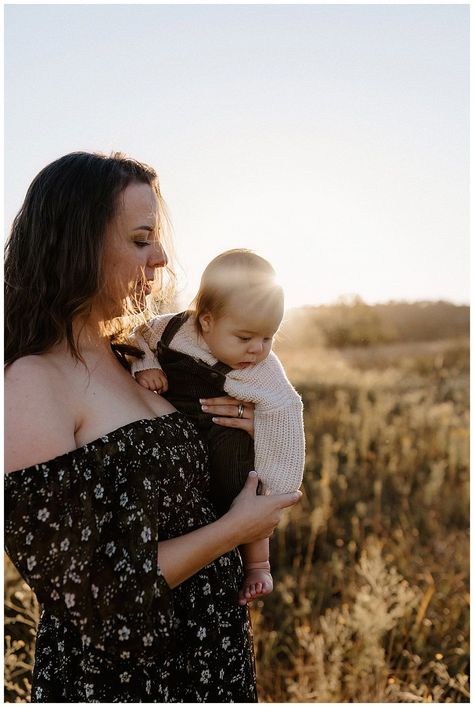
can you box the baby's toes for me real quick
[238,588,248,605]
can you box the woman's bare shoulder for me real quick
[5,354,77,472]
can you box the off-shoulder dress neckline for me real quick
[5,411,183,477]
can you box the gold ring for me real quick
[237,403,245,418]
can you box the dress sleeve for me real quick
[224,352,305,494]
[4,447,174,660]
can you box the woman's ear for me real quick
[199,312,213,333]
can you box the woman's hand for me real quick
[223,471,302,546]
[157,471,302,589]
[200,396,255,438]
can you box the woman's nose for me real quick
[148,242,168,269]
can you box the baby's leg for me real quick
[239,537,273,606]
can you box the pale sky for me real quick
[5,4,469,308]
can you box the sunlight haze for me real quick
[5,4,469,309]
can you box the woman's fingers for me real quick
[273,490,303,509]
[200,398,255,416]
[201,404,240,417]
[241,470,259,491]
[211,416,254,436]
[200,396,255,437]
[200,396,250,406]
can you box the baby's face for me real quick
[199,309,281,370]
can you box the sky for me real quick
[4,4,469,309]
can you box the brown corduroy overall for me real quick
[156,312,255,515]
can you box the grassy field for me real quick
[4,306,469,703]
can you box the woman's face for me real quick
[101,182,167,315]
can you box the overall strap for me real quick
[160,311,191,348]
[212,360,232,375]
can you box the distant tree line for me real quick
[281,298,469,348]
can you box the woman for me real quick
[4,152,301,702]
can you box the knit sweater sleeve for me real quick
[129,313,175,376]
[224,352,305,495]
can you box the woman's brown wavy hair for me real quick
[5,151,173,366]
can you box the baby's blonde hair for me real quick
[191,249,284,334]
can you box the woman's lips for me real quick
[136,281,152,297]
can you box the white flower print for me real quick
[5,414,259,702]
[141,527,151,543]
[64,593,75,608]
[26,555,36,571]
[118,625,130,641]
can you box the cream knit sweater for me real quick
[131,314,305,495]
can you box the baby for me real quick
[131,249,305,605]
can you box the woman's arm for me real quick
[158,471,301,588]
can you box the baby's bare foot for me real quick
[238,566,273,606]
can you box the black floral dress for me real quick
[4,412,257,702]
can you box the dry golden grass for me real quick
[4,327,469,703]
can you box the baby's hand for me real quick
[136,368,168,393]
